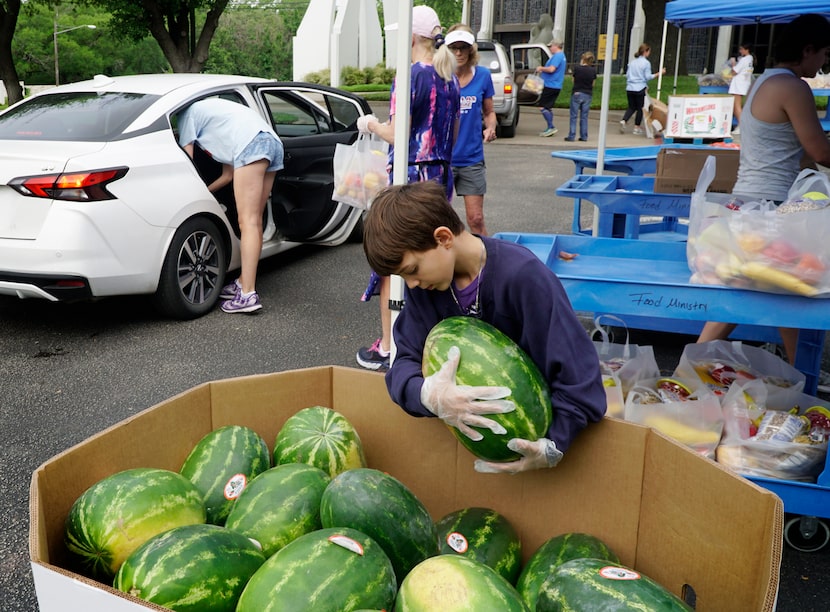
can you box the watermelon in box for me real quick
[224,462,329,557]
[516,532,619,610]
[236,527,396,612]
[114,523,265,611]
[320,467,438,583]
[394,555,527,611]
[422,316,551,462]
[273,405,367,478]
[536,557,692,611]
[64,467,206,582]
[436,507,522,584]
[180,424,271,525]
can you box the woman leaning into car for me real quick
[178,97,284,314]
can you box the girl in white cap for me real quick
[356,4,461,372]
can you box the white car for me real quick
[0,73,371,318]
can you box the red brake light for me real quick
[9,167,128,201]
[504,83,513,94]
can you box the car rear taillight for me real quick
[504,83,513,95]
[9,167,128,201]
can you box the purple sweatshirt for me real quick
[386,235,606,452]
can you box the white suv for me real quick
[476,40,552,138]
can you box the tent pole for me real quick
[592,0,617,235]
[389,0,413,364]
[673,28,682,96]
[657,19,668,101]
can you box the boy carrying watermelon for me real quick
[362,181,606,474]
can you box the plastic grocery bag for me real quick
[687,156,830,296]
[521,74,544,95]
[624,376,724,459]
[673,340,805,405]
[716,379,828,481]
[332,134,389,210]
[591,315,660,397]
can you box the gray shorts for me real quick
[451,161,487,196]
[235,131,284,172]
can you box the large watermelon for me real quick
[536,557,693,611]
[422,316,551,461]
[113,523,265,611]
[516,532,619,610]
[319,467,438,583]
[180,425,271,525]
[224,462,330,557]
[64,467,206,582]
[273,406,367,478]
[435,507,522,584]
[236,526,397,612]
[394,554,528,612]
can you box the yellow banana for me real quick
[642,415,722,445]
[740,261,819,297]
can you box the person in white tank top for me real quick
[697,13,830,365]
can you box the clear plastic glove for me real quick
[421,346,515,441]
[356,114,377,134]
[474,438,563,474]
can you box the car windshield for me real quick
[0,91,159,141]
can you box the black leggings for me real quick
[622,88,647,125]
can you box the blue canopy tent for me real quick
[657,0,830,100]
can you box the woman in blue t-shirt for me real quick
[446,24,497,236]
[535,40,566,137]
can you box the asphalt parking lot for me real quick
[3,105,830,610]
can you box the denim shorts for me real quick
[452,161,486,196]
[235,131,284,172]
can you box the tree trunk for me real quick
[0,0,23,104]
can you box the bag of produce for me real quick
[521,74,544,95]
[332,133,389,210]
[590,315,660,398]
[624,376,724,459]
[687,157,830,296]
[717,379,829,482]
[674,340,805,405]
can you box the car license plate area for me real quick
[0,186,52,239]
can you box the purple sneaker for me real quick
[221,290,262,314]
[220,278,241,300]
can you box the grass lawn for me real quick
[344,75,705,109]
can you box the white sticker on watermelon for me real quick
[328,534,365,556]
[446,532,469,553]
[224,473,247,500]
[599,566,641,581]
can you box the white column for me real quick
[715,26,734,73]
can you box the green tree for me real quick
[81,0,230,72]
[0,0,24,103]
[205,7,293,78]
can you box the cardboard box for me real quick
[655,147,740,194]
[666,95,734,140]
[30,366,783,611]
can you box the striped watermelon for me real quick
[113,523,265,611]
[394,555,528,611]
[224,462,330,558]
[64,467,206,582]
[436,507,522,584]
[422,316,552,462]
[536,557,693,611]
[236,527,397,612]
[319,467,438,583]
[180,425,271,525]
[273,406,367,478]
[516,532,619,610]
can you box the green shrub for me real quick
[303,69,331,85]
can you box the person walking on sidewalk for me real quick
[620,43,665,135]
[565,51,597,142]
[447,23,497,236]
[535,40,566,137]
[728,43,755,133]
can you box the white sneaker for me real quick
[732,127,740,135]
[619,120,625,134]
[632,127,644,135]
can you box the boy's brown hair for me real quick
[363,181,465,276]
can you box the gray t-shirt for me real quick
[732,68,804,202]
